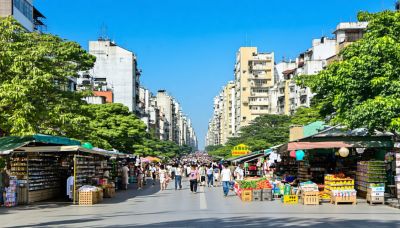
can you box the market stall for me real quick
[276,125,394,205]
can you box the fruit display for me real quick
[356,161,386,192]
[237,178,272,190]
[299,181,318,192]
[324,174,355,199]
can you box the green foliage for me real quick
[84,103,147,152]
[290,106,323,126]
[0,17,95,138]
[208,114,291,158]
[300,10,400,133]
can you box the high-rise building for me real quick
[234,47,274,132]
[0,0,45,32]
[156,90,197,149]
[88,39,141,112]
[220,82,236,143]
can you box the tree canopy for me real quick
[207,114,291,158]
[299,10,400,134]
[290,106,323,126]
[0,17,191,159]
[0,17,95,138]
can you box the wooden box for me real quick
[366,194,385,205]
[330,195,356,205]
[79,191,98,205]
[104,187,116,198]
[302,191,320,205]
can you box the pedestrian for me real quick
[186,165,191,178]
[189,165,199,193]
[206,165,214,187]
[199,164,206,186]
[121,164,129,190]
[150,165,157,185]
[220,163,232,197]
[175,165,183,190]
[159,165,168,191]
[136,165,144,190]
[213,166,220,186]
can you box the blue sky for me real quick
[36,0,394,149]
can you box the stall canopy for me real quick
[16,145,128,158]
[279,125,393,153]
[228,151,265,164]
[0,134,80,155]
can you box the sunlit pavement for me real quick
[1,179,400,228]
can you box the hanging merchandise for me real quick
[339,147,349,157]
[296,150,305,161]
[356,148,366,154]
[277,154,282,163]
[244,162,249,168]
[289,151,296,158]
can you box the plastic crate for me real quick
[252,190,262,201]
[301,191,319,205]
[262,189,273,201]
[241,190,252,202]
[282,195,298,204]
[330,195,356,205]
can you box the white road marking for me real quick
[200,185,208,210]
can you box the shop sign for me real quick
[231,144,250,156]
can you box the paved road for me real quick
[1,178,400,227]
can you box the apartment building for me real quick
[234,47,274,131]
[156,90,198,149]
[88,39,141,112]
[0,0,45,32]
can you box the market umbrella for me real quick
[144,156,161,162]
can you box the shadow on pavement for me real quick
[110,216,400,228]
[0,178,161,214]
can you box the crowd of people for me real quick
[127,153,248,198]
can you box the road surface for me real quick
[1,179,400,227]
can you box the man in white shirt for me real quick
[175,165,183,190]
[220,164,232,197]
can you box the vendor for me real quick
[103,168,110,179]
[66,170,74,201]
[0,164,10,206]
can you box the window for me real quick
[13,0,33,21]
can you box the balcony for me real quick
[249,100,269,106]
[299,88,307,96]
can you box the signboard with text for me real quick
[231,144,250,157]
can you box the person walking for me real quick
[175,165,183,190]
[189,165,199,193]
[159,165,168,191]
[199,165,206,186]
[136,165,144,190]
[121,164,129,190]
[220,163,232,197]
[213,166,220,187]
[206,165,214,187]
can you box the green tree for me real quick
[85,103,147,152]
[299,10,400,134]
[208,114,292,158]
[290,106,323,126]
[0,17,95,138]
